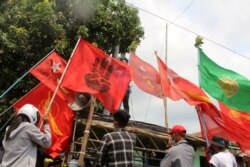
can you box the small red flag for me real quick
[13,83,74,158]
[130,53,163,98]
[156,56,182,100]
[219,102,250,151]
[198,103,250,151]
[29,51,75,103]
[156,56,220,117]
[29,51,72,100]
[61,38,131,112]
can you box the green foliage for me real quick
[194,36,204,48]
[0,0,144,133]
[88,0,144,54]
[129,40,139,52]
[77,25,89,38]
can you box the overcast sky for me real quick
[124,0,250,133]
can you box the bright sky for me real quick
[125,0,250,133]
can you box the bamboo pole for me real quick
[155,49,168,131]
[80,119,171,141]
[78,96,96,167]
[40,38,81,128]
[164,23,169,131]
[67,115,78,163]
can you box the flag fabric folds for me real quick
[198,103,250,151]
[156,56,220,117]
[13,83,74,158]
[29,51,71,100]
[199,48,250,112]
[61,38,131,112]
[156,56,184,101]
[220,102,250,126]
[129,53,163,98]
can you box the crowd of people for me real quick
[1,103,250,167]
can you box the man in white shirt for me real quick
[209,136,237,167]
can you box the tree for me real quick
[0,0,67,123]
[0,0,144,131]
[88,0,144,56]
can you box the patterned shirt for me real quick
[96,128,136,167]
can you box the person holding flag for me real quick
[0,104,51,167]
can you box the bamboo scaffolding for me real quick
[69,112,207,166]
[77,96,96,167]
[79,119,171,141]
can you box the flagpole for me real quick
[195,38,210,158]
[40,38,81,127]
[196,107,210,148]
[196,106,211,162]
[1,83,44,131]
[78,96,96,167]
[156,24,169,130]
[164,23,169,131]
[155,50,168,131]
[0,49,55,99]
[0,83,43,131]
[158,23,169,130]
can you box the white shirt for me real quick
[209,149,237,167]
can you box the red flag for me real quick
[29,51,73,100]
[219,102,250,151]
[156,56,182,100]
[130,53,163,98]
[13,83,74,158]
[156,56,220,117]
[61,38,131,112]
[220,102,250,125]
[198,103,250,151]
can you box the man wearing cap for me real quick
[160,125,195,167]
[209,135,237,167]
